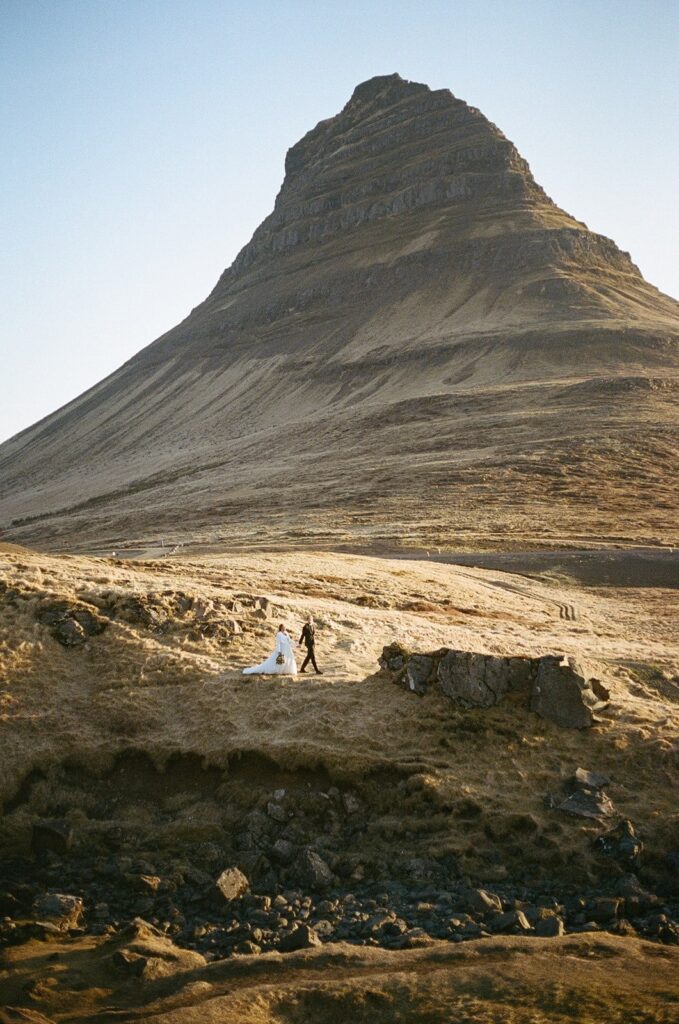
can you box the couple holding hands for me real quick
[242,615,322,676]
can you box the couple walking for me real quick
[242,615,322,676]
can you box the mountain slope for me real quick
[2,73,678,553]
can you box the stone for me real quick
[437,650,511,708]
[591,678,611,701]
[588,897,622,923]
[31,820,73,857]
[53,617,87,647]
[659,922,679,946]
[131,874,162,893]
[266,801,287,822]
[535,915,565,937]
[214,867,249,902]
[71,608,107,636]
[32,893,83,931]
[278,922,322,952]
[271,839,296,864]
[558,789,615,820]
[404,655,434,694]
[394,927,436,949]
[574,767,610,790]
[342,792,361,814]
[235,940,261,955]
[530,656,600,729]
[297,849,334,890]
[594,820,643,865]
[464,888,502,915]
[489,909,531,933]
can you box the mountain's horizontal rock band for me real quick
[1,74,678,1023]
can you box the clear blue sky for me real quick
[1,0,677,444]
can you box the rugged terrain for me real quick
[1,73,678,553]
[1,542,678,1020]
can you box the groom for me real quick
[299,614,322,674]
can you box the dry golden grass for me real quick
[1,545,677,881]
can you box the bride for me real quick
[242,623,298,676]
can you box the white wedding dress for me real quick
[242,629,298,675]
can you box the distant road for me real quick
[390,547,679,589]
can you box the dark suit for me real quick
[299,622,320,673]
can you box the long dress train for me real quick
[242,629,298,675]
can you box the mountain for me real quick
[2,73,678,553]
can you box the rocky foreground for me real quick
[1,544,678,1020]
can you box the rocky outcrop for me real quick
[380,644,609,728]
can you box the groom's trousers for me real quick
[301,645,320,673]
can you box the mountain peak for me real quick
[1,75,677,554]
[347,72,431,107]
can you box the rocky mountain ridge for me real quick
[1,73,677,552]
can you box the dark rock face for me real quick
[531,656,600,729]
[381,645,609,728]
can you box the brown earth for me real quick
[2,931,679,1023]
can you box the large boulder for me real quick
[530,656,601,729]
[437,651,515,707]
[381,644,609,729]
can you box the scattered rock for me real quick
[574,767,610,790]
[278,923,321,951]
[535,915,565,937]
[588,897,622,923]
[32,893,83,931]
[394,926,435,949]
[235,940,261,955]
[271,839,296,864]
[53,618,86,647]
[464,888,502,914]
[489,909,531,933]
[342,791,361,814]
[266,801,287,822]
[558,789,615,820]
[594,820,643,865]
[297,849,334,890]
[214,867,249,902]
